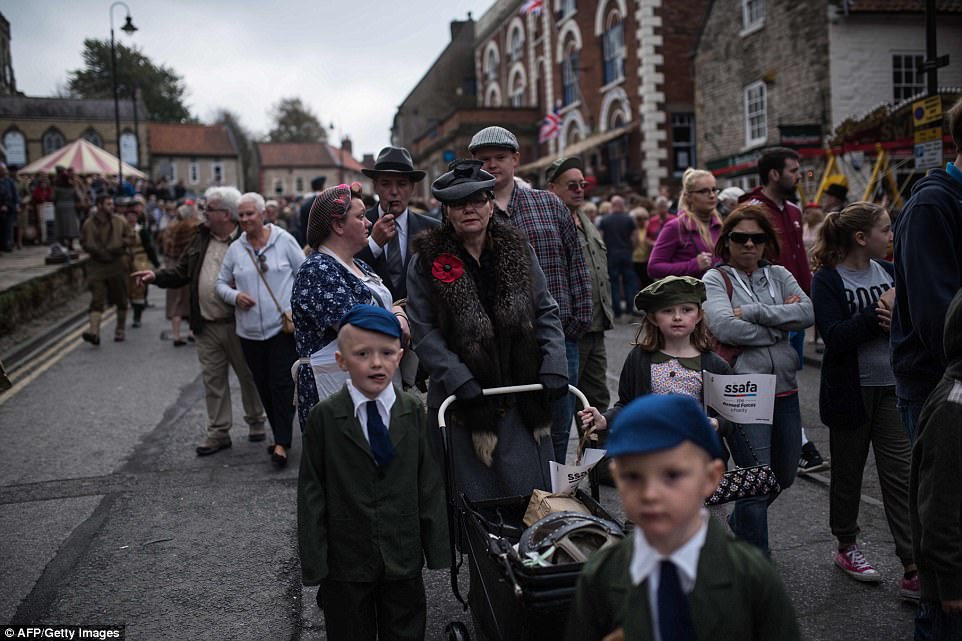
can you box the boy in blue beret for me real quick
[297,304,448,641]
[566,394,799,641]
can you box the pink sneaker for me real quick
[900,573,920,601]
[834,544,882,582]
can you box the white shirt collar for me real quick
[345,379,396,417]
[345,379,397,442]
[629,509,709,592]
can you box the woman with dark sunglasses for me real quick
[702,203,814,555]
[215,192,305,466]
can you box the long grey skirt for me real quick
[430,404,553,502]
[54,200,79,240]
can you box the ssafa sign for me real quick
[550,448,606,495]
[703,373,776,424]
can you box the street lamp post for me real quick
[110,2,137,190]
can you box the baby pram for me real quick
[437,384,625,641]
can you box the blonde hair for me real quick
[678,168,721,250]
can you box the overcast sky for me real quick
[4,0,492,159]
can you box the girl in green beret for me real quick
[578,275,733,437]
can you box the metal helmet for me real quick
[519,511,624,566]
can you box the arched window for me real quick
[83,128,104,148]
[509,66,526,108]
[562,40,580,106]
[3,129,26,167]
[484,45,500,82]
[559,0,576,20]
[485,83,503,108]
[120,131,139,166]
[509,24,524,62]
[42,128,65,156]
[602,10,625,84]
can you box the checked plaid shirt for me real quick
[495,182,592,340]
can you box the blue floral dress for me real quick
[291,251,387,430]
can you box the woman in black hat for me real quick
[406,159,568,499]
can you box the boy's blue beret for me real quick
[608,394,722,460]
[339,304,401,339]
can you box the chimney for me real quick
[340,137,352,155]
[362,153,375,169]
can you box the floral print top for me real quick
[649,351,703,400]
[291,251,384,430]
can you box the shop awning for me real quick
[518,121,638,174]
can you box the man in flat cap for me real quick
[357,146,439,389]
[469,126,592,463]
[546,156,613,413]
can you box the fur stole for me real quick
[414,220,552,465]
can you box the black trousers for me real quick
[319,574,426,641]
[239,332,296,448]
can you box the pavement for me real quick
[1,264,915,640]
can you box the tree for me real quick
[267,97,327,143]
[213,108,256,192]
[67,38,192,123]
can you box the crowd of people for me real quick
[7,96,960,640]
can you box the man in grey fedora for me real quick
[356,145,439,389]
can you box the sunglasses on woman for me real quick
[255,251,268,272]
[728,232,767,245]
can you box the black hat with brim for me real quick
[361,146,426,182]
[432,159,496,203]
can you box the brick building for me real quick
[256,140,369,198]
[0,13,15,96]
[0,96,146,171]
[147,122,241,191]
[471,0,706,194]
[694,0,962,193]
[408,107,540,200]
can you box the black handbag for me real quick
[706,424,781,506]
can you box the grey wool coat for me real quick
[406,223,567,501]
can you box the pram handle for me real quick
[438,383,590,429]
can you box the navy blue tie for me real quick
[366,401,395,467]
[658,560,697,641]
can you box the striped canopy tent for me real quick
[19,138,147,178]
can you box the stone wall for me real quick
[694,0,830,165]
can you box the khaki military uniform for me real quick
[80,213,131,339]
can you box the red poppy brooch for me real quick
[432,253,464,284]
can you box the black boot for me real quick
[132,304,144,328]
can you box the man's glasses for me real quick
[255,251,268,272]
[205,207,228,215]
[566,181,589,192]
[689,187,721,196]
[728,232,767,245]
[449,196,490,212]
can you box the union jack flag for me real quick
[538,108,561,143]
[520,0,543,16]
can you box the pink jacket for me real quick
[646,212,722,279]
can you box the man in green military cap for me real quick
[547,156,613,413]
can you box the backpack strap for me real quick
[712,267,734,301]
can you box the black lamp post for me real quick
[110,2,137,190]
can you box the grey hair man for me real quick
[132,185,267,456]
